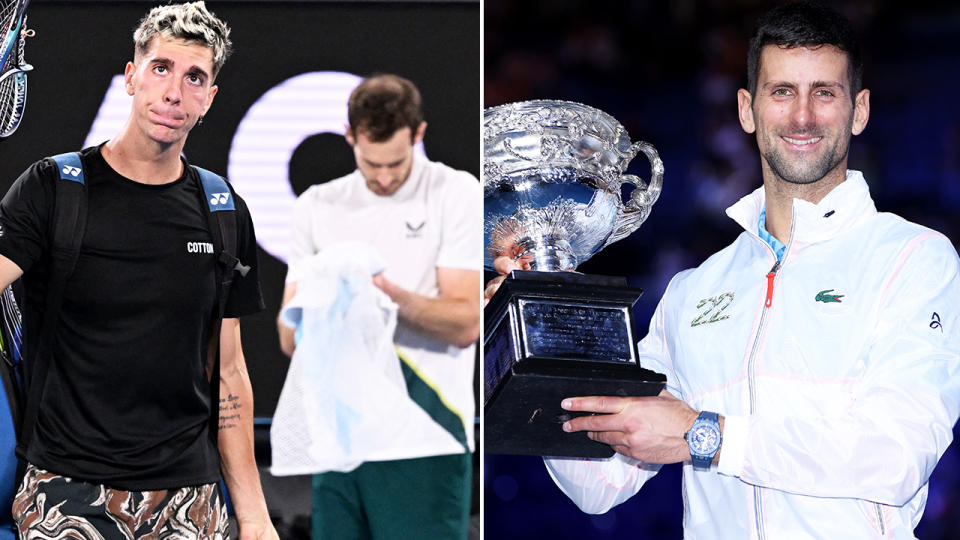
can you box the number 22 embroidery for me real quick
[691,292,735,327]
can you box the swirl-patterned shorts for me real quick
[12,463,229,539]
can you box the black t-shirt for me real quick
[0,145,264,490]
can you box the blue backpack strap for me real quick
[15,152,87,483]
[192,166,247,478]
[196,166,234,212]
[51,152,85,185]
[0,153,85,534]
[195,167,248,278]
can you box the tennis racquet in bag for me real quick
[0,0,33,139]
[0,0,28,447]
[0,9,28,535]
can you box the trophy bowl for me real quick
[484,100,663,272]
[483,100,667,458]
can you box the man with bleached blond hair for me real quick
[2,3,277,538]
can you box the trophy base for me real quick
[485,358,665,457]
[484,271,667,458]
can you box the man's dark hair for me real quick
[348,74,424,142]
[747,1,863,103]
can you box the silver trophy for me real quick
[483,100,667,458]
[484,99,663,272]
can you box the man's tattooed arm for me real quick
[217,318,276,537]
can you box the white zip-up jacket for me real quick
[545,171,960,539]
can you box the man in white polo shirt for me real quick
[278,73,481,539]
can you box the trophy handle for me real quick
[604,141,664,247]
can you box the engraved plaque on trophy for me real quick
[484,100,667,458]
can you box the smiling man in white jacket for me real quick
[510,2,960,538]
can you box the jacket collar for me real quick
[725,170,877,246]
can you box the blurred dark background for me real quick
[0,1,479,537]
[484,1,960,538]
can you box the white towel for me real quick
[270,242,465,475]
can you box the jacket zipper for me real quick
[747,209,795,540]
[764,261,780,308]
[750,213,886,538]
[874,502,886,536]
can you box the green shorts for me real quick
[312,452,472,540]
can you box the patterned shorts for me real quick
[13,463,228,540]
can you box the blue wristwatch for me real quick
[685,411,722,470]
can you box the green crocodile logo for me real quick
[815,289,844,303]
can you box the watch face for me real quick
[690,423,721,455]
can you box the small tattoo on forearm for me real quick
[218,393,243,430]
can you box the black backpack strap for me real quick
[193,166,245,447]
[16,152,87,472]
